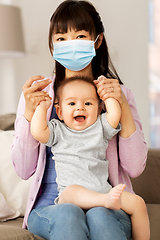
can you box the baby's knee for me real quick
[63,184,79,195]
[59,185,77,203]
[135,195,147,213]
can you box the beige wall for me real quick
[0,0,149,145]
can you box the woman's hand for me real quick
[22,75,52,122]
[94,75,123,104]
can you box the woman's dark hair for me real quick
[49,0,123,93]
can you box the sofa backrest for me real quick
[130,148,160,204]
[0,114,16,131]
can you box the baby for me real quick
[31,75,150,240]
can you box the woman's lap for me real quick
[28,203,89,240]
[27,203,131,240]
[86,207,131,240]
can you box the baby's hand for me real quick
[94,76,108,101]
[39,92,52,109]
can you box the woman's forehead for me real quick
[53,21,93,35]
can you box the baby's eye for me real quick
[85,102,92,106]
[69,102,75,106]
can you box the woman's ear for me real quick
[95,33,103,49]
[56,105,63,120]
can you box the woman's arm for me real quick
[95,76,147,177]
[11,76,53,180]
[119,92,136,138]
[11,93,40,180]
[118,86,148,177]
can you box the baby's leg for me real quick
[59,184,125,210]
[120,191,150,240]
[59,184,106,209]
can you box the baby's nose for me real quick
[76,106,85,111]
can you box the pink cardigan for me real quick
[11,78,148,228]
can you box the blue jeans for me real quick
[27,203,132,240]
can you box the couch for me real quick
[0,114,160,240]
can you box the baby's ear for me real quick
[56,105,63,120]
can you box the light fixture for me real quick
[0,4,25,57]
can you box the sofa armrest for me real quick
[130,148,160,204]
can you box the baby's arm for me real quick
[94,75,121,129]
[31,98,51,144]
[104,97,121,129]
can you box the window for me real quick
[149,0,160,147]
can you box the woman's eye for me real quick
[56,37,65,41]
[69,102,75,106]
[77,35,86,39]
[85,102,92,106]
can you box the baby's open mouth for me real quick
[74,115,86,122]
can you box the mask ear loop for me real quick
[94,34,100,43]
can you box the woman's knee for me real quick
[86,206,131,223]
[86,207,112,227]
[56,203,86,224]
[55,204,89,239]
[86,207,131,240]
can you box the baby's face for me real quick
[57,80,100,131]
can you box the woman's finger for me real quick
[31,78,52,92]
[25,90,52,103]
[22,75,45,90]
[95,76,122,103]
[23,76,52,94]
[99,87,122,103]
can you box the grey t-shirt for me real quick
[46,113,121,199]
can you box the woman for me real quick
[11,1,148,239]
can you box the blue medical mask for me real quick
[53,35,99,71]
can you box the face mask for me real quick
[53,35,99,71]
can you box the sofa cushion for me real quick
[0,218,45,240]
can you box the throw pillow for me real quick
[0,130,33,221]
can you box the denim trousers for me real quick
[27,203,132,240]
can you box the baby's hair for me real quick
[54,75,101,105]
